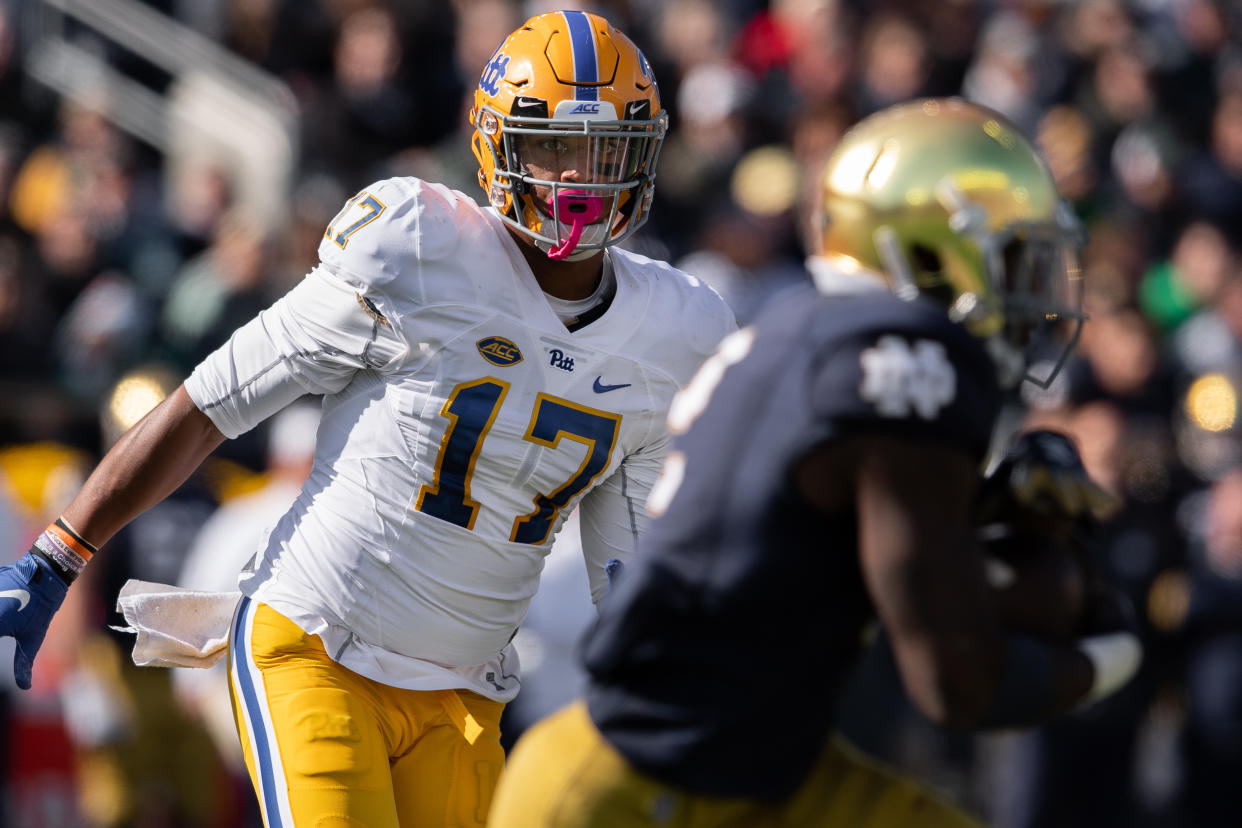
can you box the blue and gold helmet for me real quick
[470,11,668,260]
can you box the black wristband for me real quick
[30,519,96,586]
[30,545,77,585]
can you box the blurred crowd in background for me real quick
[0,0,1240,825]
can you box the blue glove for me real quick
[604,557,624,596]
[0,551,70,690]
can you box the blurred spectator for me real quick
[0,233,56,384]
[676,144,808,324]
[1057,0,1135,63]
[1178,90,1242,230]
[1141,220,1235,337]
[300,4,458,186]
[1169,268,1242,383]
[1037,105,1101,207]
[1157,0,1236,149]
[1178,468,1242,828]
[1075,38,1158,161]
[676,204,806,325]
[158,208,271,372]
[54,272,153,405]
[1107,120,1182,254]
[854,12,931,115]
[962,11,1043,131]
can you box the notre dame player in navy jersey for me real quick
[489,99,1143,828]
[585,285,1002,803]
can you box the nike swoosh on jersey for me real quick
[0,589,30,612]
[593,377,632,393]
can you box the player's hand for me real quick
[979,429,1121,529]
[604,557,624,596]
[1077,570,1139,639]
[0,551,71,690]
[1073,576,1143,708]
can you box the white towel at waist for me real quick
[113,579,241,668]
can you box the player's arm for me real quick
[74,265,398,542]
[816,435,1096,727]
[577,434,668,606]
[0,262,400,689]
[64,387,225,546]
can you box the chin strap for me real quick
[547,190,604,260]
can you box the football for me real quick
[978,523,1087,642]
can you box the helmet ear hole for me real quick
[910,243,942,277]
[910,242,960,309]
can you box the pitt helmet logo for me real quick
[477,336,523,366]
[479,51,510,96]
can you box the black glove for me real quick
[978,429,1121,528]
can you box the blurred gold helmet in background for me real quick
[813,98,1085,387]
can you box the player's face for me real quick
[513,133,632,218]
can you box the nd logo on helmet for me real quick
[480,52,510,96]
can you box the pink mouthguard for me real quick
[547,190,604,260]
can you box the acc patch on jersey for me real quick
[859,335,956,420]
[477,336,523,366]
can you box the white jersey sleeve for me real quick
[577,431,668,605]
[184,265,406,439]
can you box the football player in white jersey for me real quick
[0,11,735,827]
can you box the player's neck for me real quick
[516,235,604,300]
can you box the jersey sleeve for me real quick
[577,431,669,606]
[316,178,423,292]
[807,313,1001,460]
[184,265,406,439]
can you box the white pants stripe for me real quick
[229,596,296,827]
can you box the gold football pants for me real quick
[488,701,980,828]
[228,598,505,827]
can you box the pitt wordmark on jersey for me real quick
[183,176,735,701]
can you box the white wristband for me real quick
[1074,631,1142,708]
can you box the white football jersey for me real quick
[184,177,735,700]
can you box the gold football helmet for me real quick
[470,11,667,260]
[813,98,1085,387]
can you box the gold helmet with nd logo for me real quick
[470,10,668,261]
[813,98,1086,388]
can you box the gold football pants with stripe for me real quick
[228,598,506,827]
[488,701,981,828]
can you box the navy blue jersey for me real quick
[583,284,1002,800]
